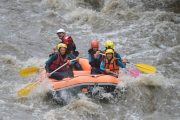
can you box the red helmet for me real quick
[91,39,99,48]
[63,36,73,45]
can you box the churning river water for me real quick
[0,0,180,120]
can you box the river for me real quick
[0,0,180,120]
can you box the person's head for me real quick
[105,49,114,60]
[105,40,114,49]
[57,43,67,55]
[91,39,99,51]
[57,28,66,39]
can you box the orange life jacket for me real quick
[104,58,119,73]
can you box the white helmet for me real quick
[57,28,65,33]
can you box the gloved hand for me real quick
[94,51,100,58]
[67,60,71,65]
[105,69,110,73]
[53,47,56,52]
[47,73,51,77]
[70,51,74,54]
[75,57,80,62]
[122,58,128,64]
[96,51,100,54]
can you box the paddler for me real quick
[88,39,103,74]
[45,43,77,80]
[100,49,126,76]
[104,40,127,64]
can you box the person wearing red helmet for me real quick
[88,39,103,74]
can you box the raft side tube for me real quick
[78,58,91,71]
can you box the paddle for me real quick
[134,63,156,74]
[99,53,156,74]
[108,69,140,78]
[127,67,141,77]
[49,59,76,76]
[19,66,40,77]
[17,59,77,97]
[18,57,81,77]
[17,80,41,97]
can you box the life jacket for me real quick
[61,36,76,53]
[104,58,119,73]
[49,53,69,72]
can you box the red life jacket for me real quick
[63,36,73,45]
[49,53,69,72]
[61,35,76,53]
[104,58,119,73]
[61,36,73,44]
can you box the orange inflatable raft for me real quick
[45,58,122,104]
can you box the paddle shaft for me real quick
[17,71,45,97]
[50,59,77,75]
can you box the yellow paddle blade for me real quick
[19,66,40,76]
[17,82,39,97]
[135,64,156,74]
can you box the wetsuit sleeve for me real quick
[67,53,77,65]
[45,54,57,73]
[100,61,106,71]
[117,60,126,68]
[72,42,76,51]
[88,53,94,66]
[115,52,122,62]
[66,42,77,54]
[69,36,76,49]
[67,53,76,59]
[97,54,102,61]
[69,58,76,65]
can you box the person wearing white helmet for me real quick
[56,28,77,53]
[57,28,65,33]
[54,28,82,70]
[57,28,66,40]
